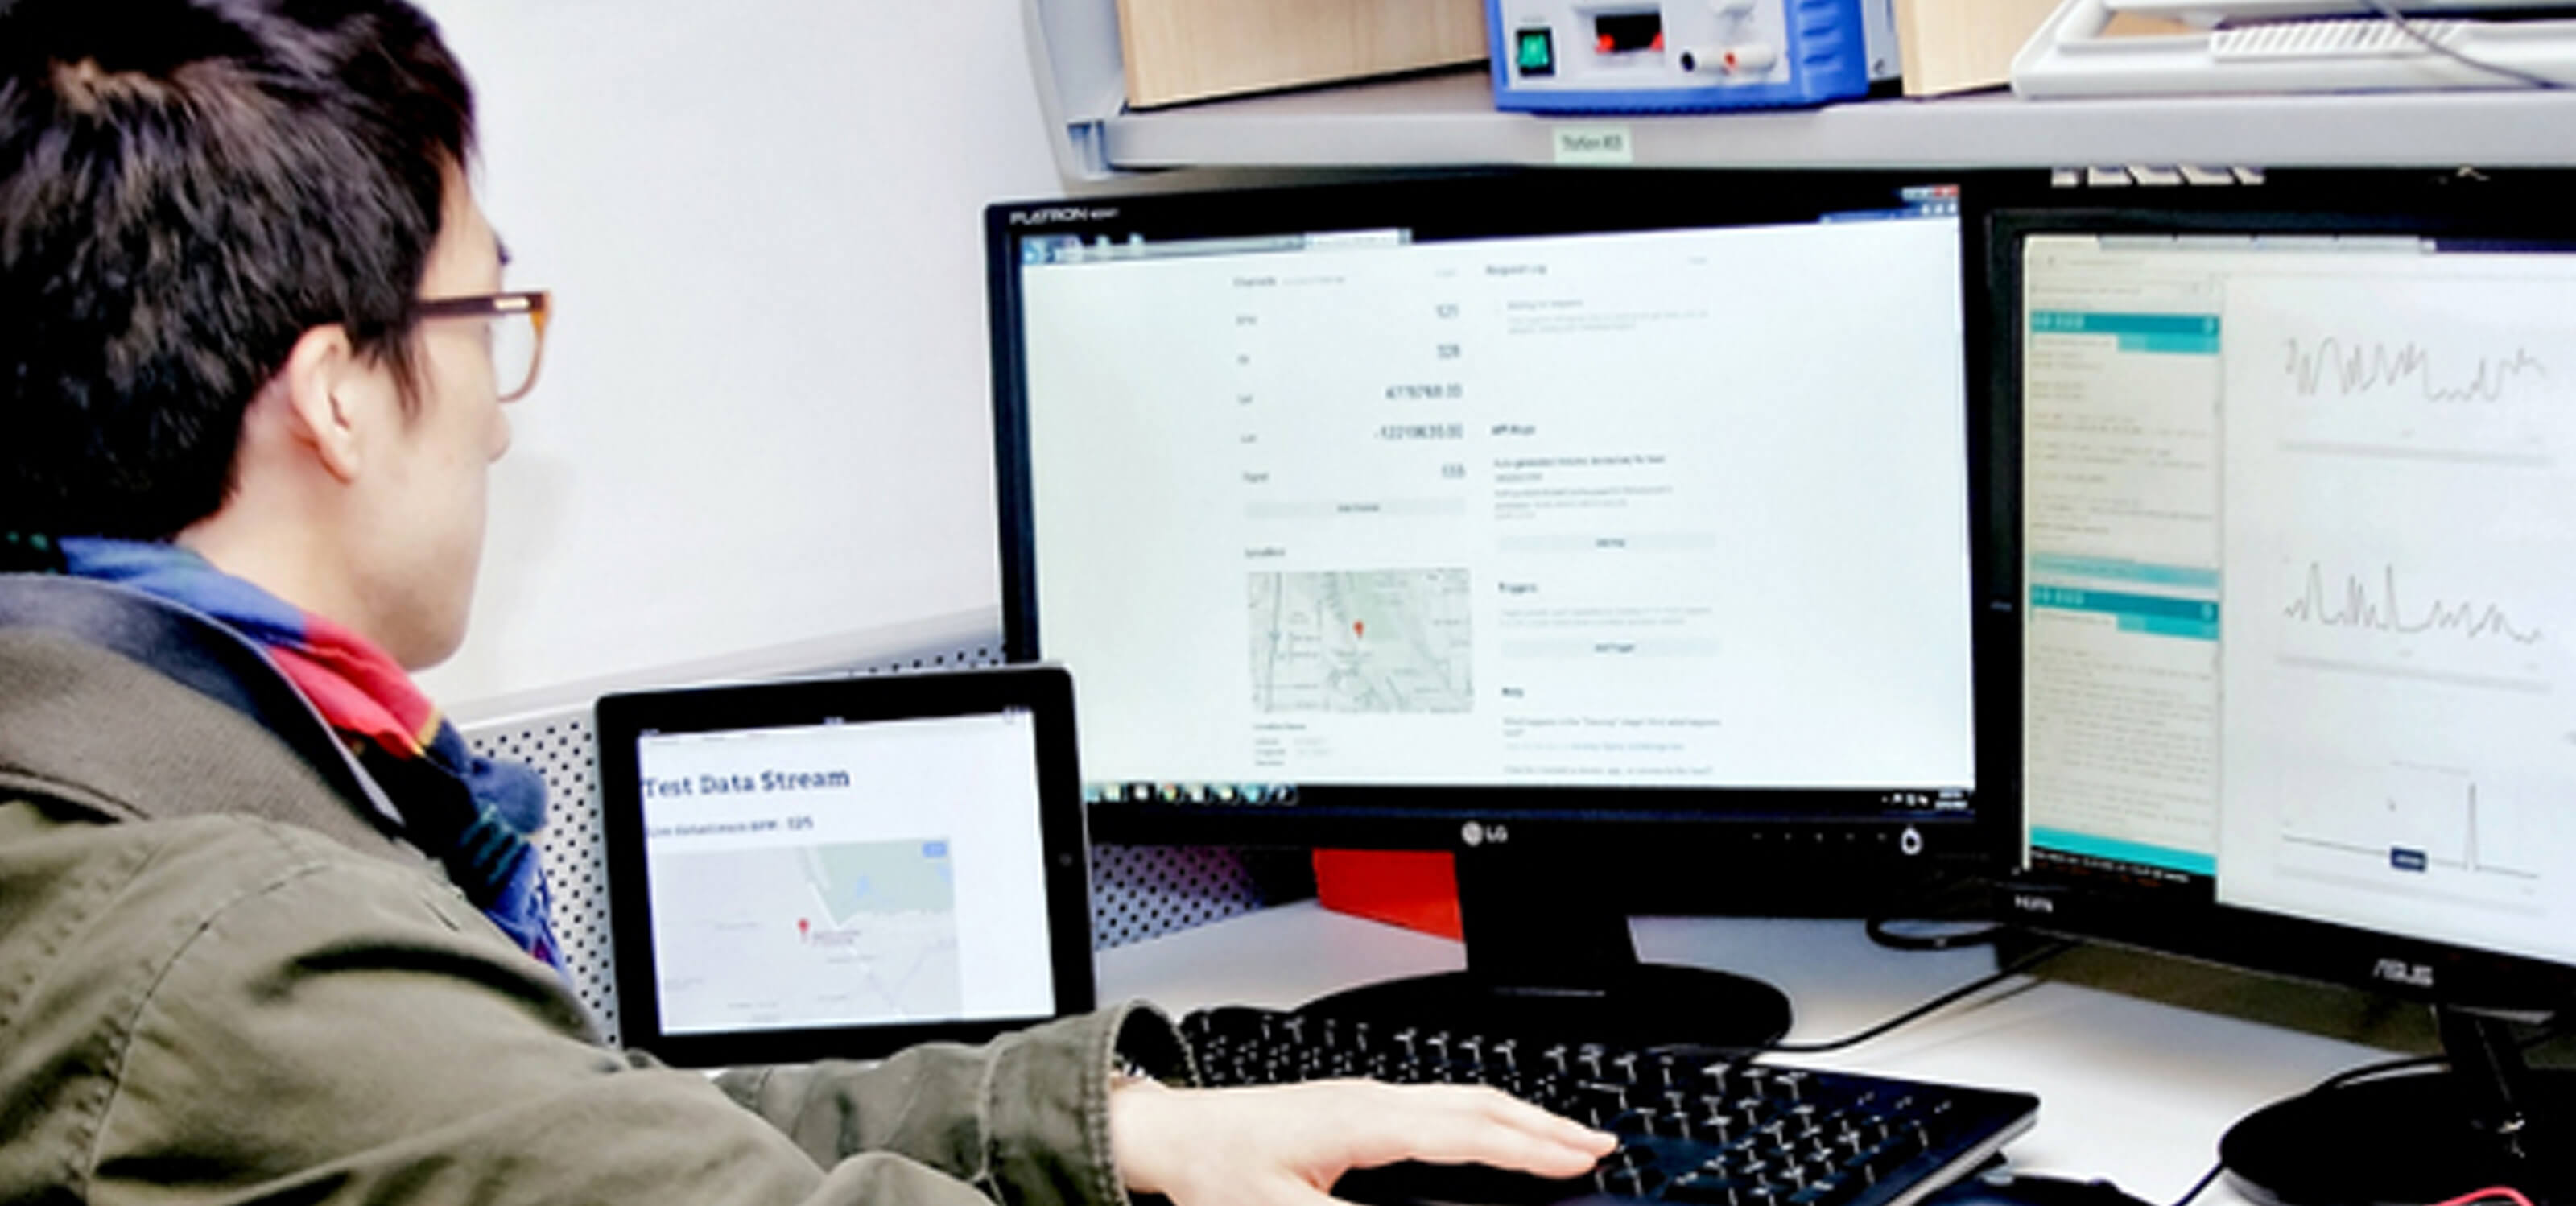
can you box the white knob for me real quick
[1722,43,1779,73]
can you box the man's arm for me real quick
[715,1006,1193,1206]
[79,820,1129,1206]
[67,816,1604,1206]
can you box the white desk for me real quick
[1097,902,2457,1206]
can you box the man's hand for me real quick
[1108,1077,1617,1206]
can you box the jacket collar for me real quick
[0,574,420,863]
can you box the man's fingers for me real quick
[1343,1084,1615,1176]
[1257,1172,1362,1206]
[1469,1087,1621,1154]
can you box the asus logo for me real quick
[2372,958,2435,989]
[2010,894,2055,915]
[1009,205,1121,227]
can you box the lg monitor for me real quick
[989,172,2005,1047]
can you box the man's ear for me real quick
[274,324,371,483]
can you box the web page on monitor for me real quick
[1019,215,1976,792]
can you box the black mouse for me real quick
[1920,1170,2161,1206]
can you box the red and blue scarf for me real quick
[56,538,562,969]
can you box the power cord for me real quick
[2349,0,2570,89]
[1750,938,2076,1055]
[2136,1057,2459,1206]
[2301,1013,2569,1098]
[2427,1189,2537,1206]
[2168,1161,2225,1206]
[2310,1051,2447,1093]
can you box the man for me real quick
[0,4,1616,1206]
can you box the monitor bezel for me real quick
[1984,169,2576,1014]
[986,170,2021,888]
[594,665,1096,1067]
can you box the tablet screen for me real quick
[634,708,1058,1035]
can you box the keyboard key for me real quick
[1606,1109,1656,1138]
[1666,1171,1738,1205]
[1605,1166,1667,1197]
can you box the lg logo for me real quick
[1460,820,1513,848]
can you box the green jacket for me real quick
[0,578,1188,1206]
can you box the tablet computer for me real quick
[595,665,1092,1067]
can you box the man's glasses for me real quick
[419,290,551,402]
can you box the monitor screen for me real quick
[1998,173,2576,1206]
[997,176,1978,819]
[2017,221,2576,974]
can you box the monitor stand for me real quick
[2222,1007,2576,1205]
[1298,845,1794,1050]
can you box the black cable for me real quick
[1752,939,2077,1055]
[2296,1015,2570,1100]
[2168,1161,2225,1206]
[2348,0,2569,89]
[2311,1051,2448,1094]
[2140,1054,2458,1206]
[2135,1023,2564,1206]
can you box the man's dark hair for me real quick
[0,0,476,540]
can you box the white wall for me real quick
[414,1,1063,712]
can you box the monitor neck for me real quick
[1298,845,1793,1049]
[1456,845,1641,988]
[2439,1006,2548,1160]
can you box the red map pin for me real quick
[797,918,810,940]
[1353,621,1366,639]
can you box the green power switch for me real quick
[1516,27,1555,76]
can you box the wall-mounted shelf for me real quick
[1105,69,2576,171]
[1026,0,2576,178]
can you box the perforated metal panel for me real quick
[1092,844,1292,949]
[473,716,620,1041]
[460,642,1307,1047]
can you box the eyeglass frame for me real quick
[416,289,551,403]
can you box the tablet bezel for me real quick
[595,664,1094,1067]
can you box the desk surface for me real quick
[1096,902,2454,1206]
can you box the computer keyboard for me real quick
[1180,1005,2038,1206]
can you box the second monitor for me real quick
[988,173,2006,1046]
